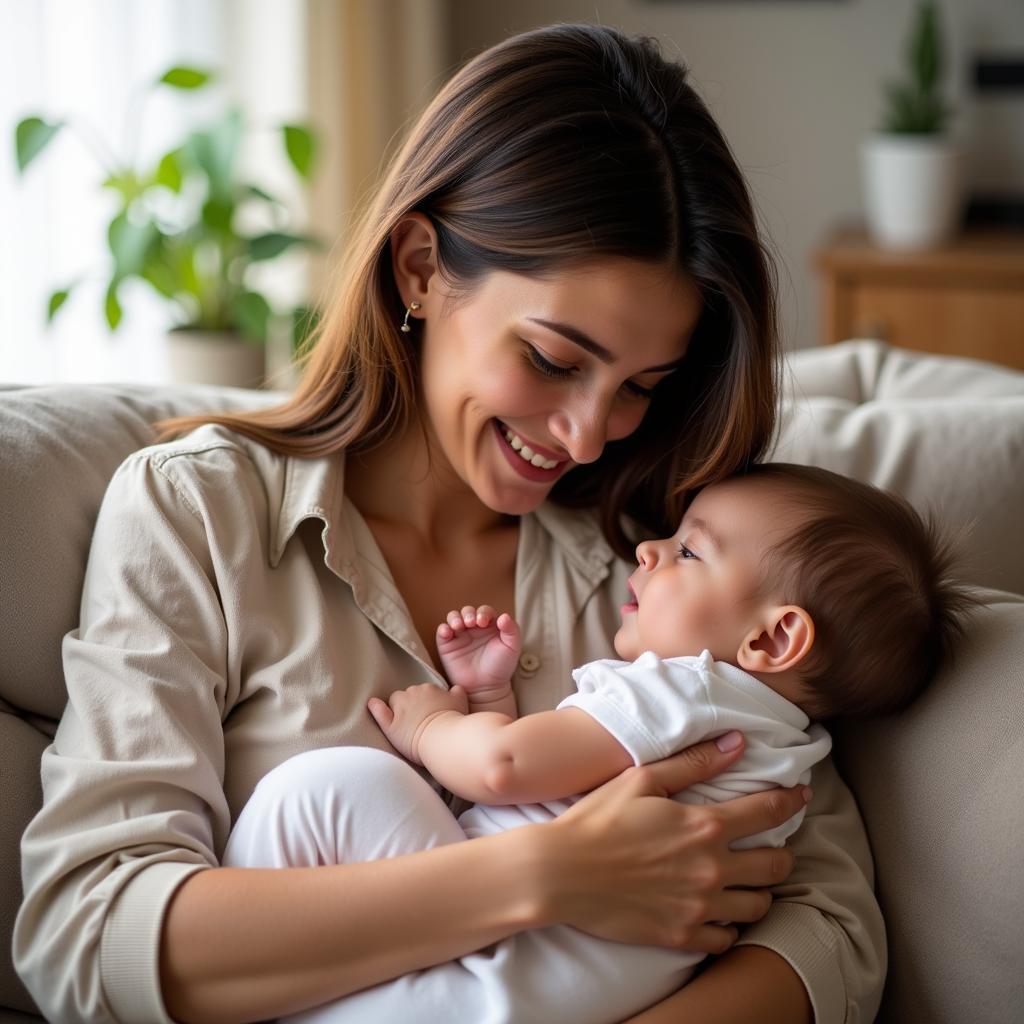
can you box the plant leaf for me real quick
[230,290,271,343]
[102,171,144,203]
[909,1,942,94]
[141,243,181,298]
[238,183,282,205]
[154,149,184,192]
[201,197,235,234]
[246,231,316,261]
[15,117,63,173]
[104,282,123,330]
[186,109,243,203]
[282,124,316,180]
[46,286,72,323]
[159,66,212,90]
[108,213,158,278]
[291,304,321,358]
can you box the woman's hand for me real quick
[536,732,809,953]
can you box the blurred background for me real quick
[2,0,1022,387]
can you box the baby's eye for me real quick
[678,544,698,560]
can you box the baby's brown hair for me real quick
[742,463,976,720]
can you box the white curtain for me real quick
[305,0,450,298]
[0,0,308,385]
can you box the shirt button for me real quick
[519,652,541,673]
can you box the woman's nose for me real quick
[547,396,610,465]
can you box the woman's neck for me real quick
[344,420,511,552]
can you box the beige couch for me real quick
[2,342,1022,1023]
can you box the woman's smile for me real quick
[492,419,570,483]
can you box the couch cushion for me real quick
[0,715,46,1016]
[833,589,1024,1024]
[0,384,282,1020]
[778,342,1024,595]
[0,385,281,722]
[783,338,1024,405]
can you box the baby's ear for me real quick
[737,606,814,675]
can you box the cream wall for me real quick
[446,0,1024,350]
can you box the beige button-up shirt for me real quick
[15,425,884,1024]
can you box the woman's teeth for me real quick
[503,428,560,470]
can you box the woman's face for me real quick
[416,257,703,516]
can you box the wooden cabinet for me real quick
[814,225,1024,370]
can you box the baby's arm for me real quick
[368,690,634,806]
[368,606,633,805]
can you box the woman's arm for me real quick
[160,825,549,1022]
[162,740,808,1023]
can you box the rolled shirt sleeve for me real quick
[734,754,886,1024]
[14,451,235,1023]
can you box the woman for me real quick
[14,24,883,1024]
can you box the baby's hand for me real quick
[368,683,469,765]
[436,605,521,697]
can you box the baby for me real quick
[227,463,974,1024]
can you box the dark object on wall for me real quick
[973,58,1024,92]
[965,195,1024,229]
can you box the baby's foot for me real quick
[436,605,521,695]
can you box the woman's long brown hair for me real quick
[156,24,781,557]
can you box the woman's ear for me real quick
[737,606,814,675]
[390,212,439,312]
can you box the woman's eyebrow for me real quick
[525,317,685,373]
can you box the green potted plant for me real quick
[15,65,320,386]
[861,0,962,250]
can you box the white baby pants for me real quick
[222,746,697,1024]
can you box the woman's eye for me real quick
[623,380,656,400]
[526,346,574,380]
[678,543,697,560]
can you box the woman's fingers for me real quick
[626,733,747,797]
[714,785,811,846]
[542,734,807,950]
[681,924,740,956]
[719,846,795,890]
[710,886,774,926]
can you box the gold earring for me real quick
[400,301,422,333]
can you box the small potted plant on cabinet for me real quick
[861,0,962,250]
[15,66,320,386]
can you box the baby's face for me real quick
[614,477,800,664]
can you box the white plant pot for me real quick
[166,330,266,388]
[861,134,963,250]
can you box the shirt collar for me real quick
[269,448,347,569]
[530,500,617,584]
[269,448,619,583]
